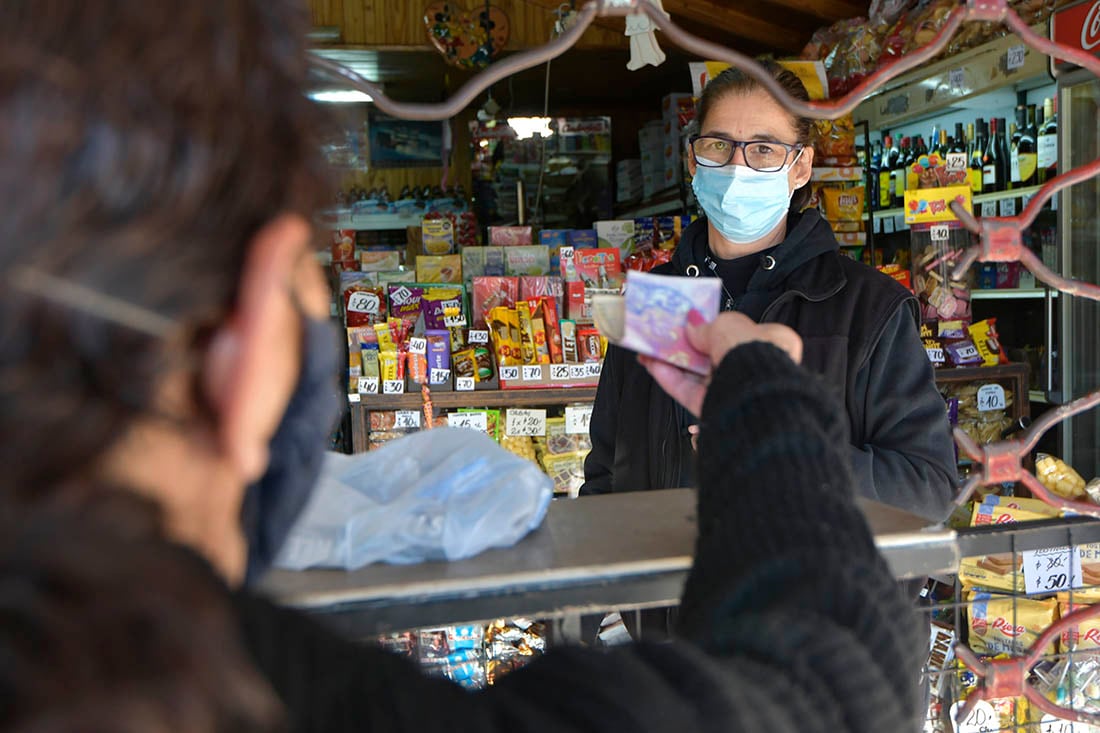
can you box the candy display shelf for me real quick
[869,183,1045,221]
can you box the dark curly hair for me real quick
[0,1,332,498]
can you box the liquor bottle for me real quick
[1010,106,1025,188]
[892,136,911,208]
[907,136,925,191]
[929,123,941,156]
[1038,97,1058,183]
[879,134,897,209]
[998,117,1011,190]
[952,123,966,154]
[969,121,984,194]
[1017,104,1038,188]
[869,141,882,211]
[983,118,1002,193]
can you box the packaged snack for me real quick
[504,246,551,277]
[1036,453,1087,500]
[376,631,417,658]
[360,250,401,272]
[565,280,588,322]
[472,277,519,328]
[341,276,386,328]
[528,305,551,364]
[595,220,637,259]
[417,628,452,661]
[938,320,968,341]
[361,345,379,381]
[560,320,578,362]
[959,496,1060,593]
[387,284,424,332]
[452,348,478,381]
[331,229,356,266]
[969,318,1007,367]
[822,185,865,222]
[945,338,983,367]
[420,287,465,330]
[567,229,597,249]
[461,246,506,281]
[575,248,624,290]
[516,301,538,364]
[949,659,1029,733]
[473,345,494,381]
[416,254,462,283]
[421,216,455,255]
[426,330,451,384]
[577,327,603,363]
[488,307,522,367]
[489,226,533,246]
[967,591,1058,657]
[379,350,399,382]
[1058,599,1100,651]
[500,434,538,463]
[373,322,396,352]
[541,450,587,497]
[535,297,564,364]
[407,350,427,384]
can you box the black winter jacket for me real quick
[238,343,923,733]
[581,211,957,520]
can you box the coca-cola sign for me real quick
[1052,0,1100,71]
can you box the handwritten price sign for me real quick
[499,366,521,381]
[346,291,380,314]
[1022,545,1082,595]
[469,330,490,344]
[448,411,488,432]
[394,410,421,430]
[929,224,950,242]
[357,377,379,395]
[550,364,571,381]
[565,404,593,435]
[383,380,405,395]
[407,337,427,355]
[506,408,547,437]
[977,384,1006,412]
[522,365,542,382]
[430,368,451,385]
[455,377,475,391]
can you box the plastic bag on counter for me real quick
[275,428,553,570]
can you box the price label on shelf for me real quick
[954,343,980,361]
[468,330,490,344]
[999,198,1017,217]
[499,366,521,381]
[584,362,603,379]
[550,364,571,381]
[407,337,427,355]
[506,408,547,437]
[1007,44,1026,71]
[383,380,405,395]
[565,404,594,435]
[522,365,542,382]
[442,299,467,328]
[872,216,883,234]
[1040,714,1081,733]
[394,410,421,430]
[430,368,450,385]
[882,216,895,234]
[1022,545,1082,595]
[977,384,1007,412]
[929,224,950,242]
[950,701,998,733]
[945,153,967,172]
[925,347,945,365]
[357,377,380,395]
[455,376,476,391]
[948,67,965,90]
[348,393,361,403]
[981,200,997,218]
[346,290,381,314]
[569,364,586,379]
[448,411,488,432]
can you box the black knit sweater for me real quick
[236,342,924,733]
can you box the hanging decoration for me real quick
[424,2,510,69]
[624,0,668,70]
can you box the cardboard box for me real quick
[504,245,551,276]
[489,225,533,246]
[461,246,506,282]
[422,218,455,255]
[567,229,597,249]
[415,254,462,284]
[595,221,636,260]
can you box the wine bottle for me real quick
[907,136,925,192]
[1017,104,1038,188]
[997,117,1011,191]
[983,118,1002,194]
[969,121,984,195]
[1038,97,1058,183]
[869,141,882,211]
[1010,106,1025,188]
[880,134,897,209]
[892,136,911,208]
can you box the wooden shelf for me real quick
[355,387,597,411]
[870,184,1045,221]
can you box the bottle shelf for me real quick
[868,183,1045,221]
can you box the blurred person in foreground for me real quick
[0,2,925,731]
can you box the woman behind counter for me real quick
[582,62,957,521]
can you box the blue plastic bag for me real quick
[274,427,553,569]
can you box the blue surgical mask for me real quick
[691,158,800,244]
[241,312,342,583]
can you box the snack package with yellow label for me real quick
[822,185,865,223]
[1036,452,1088,500]
[488,307,522,368]
[967,591,1058,657]
[960,496,1060,593]
[950,657,1030,733]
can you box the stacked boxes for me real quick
[615,159,644,203]
[661,93,695,192]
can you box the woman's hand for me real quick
[639,312,802,418]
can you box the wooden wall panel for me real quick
[308,0,626,49]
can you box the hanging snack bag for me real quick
[967,592,1058,657]
[1035,453,1088,500]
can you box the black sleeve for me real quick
[848,306,958,521]
[241,343,923,733]
[579,343,626,496]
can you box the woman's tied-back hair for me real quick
[0,1,332,498]
[695,60,814,209]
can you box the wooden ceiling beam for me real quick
[659,0,807,53]
[754,0,866,23]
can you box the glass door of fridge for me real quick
[1059,75,1100,478]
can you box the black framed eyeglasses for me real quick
[689,135,804,172]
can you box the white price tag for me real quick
[977,384,1007,412]
[955,343,980,361]
[946,152,967,172]
[929,224,950,242]
[469,329,490,344]
[895,214,907,232]
[348,393,361,403]
[1023,545,1083,595]
[500,366,521,381]
[883,216,895,234]
[407,337,427,355]
[950,701,998,733]
[565,404,594,435]
[948,67,965,90]
[430,368,451,385]
[569,364,586,379]
[999,198,1017,217]
[925,347,945,364]
[383,379,405,395]
[1040,713,1089,733]
[448,411,488,432]
[455,376,476,391]
[550,364,571,381]
[981,200,997,218]
[560,246,575,265]
[873,216,883,234]
[346,290,381,314]
[394,410,421,429]
[443,312,468,328]
[1007,44,1026,71]
[584,362,603,378]
[357,376,379,394]
[506,408,547,437]
[522,365,543,381]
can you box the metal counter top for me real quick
[261,489,958,635]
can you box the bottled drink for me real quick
[952,124,966,154]
[907,136,926,192]
[1017,104,1038,188]
[892,136,911,208]
[1010,106,1025,188]
[998,118,1011,190]
[879,134,898,209]
[969,121,984,194]
[983,118,1003,193]
[929,123,941,156]
[1038,97,1058,183]
[869,141,882,211]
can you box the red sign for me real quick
[1052,0,1100,69]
